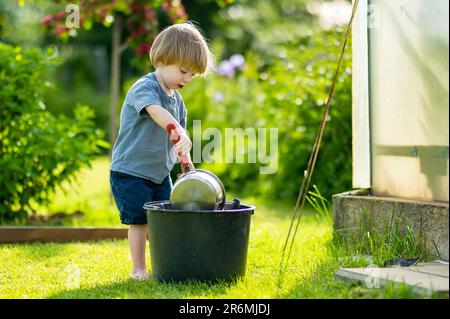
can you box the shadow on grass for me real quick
[48,276,235,299]
[272,255,374,299]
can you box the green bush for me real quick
[0,42,108,221]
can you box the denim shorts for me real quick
[110,170,172,225]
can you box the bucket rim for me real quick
[143,200,255,214]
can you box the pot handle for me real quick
[166,123,191,173]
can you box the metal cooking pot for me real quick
[170,169,226,211]
[166,124,226,211]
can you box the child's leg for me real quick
[128,224,149,279]
[110,171,153,280]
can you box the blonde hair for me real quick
[150,22,214,76]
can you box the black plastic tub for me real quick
[144,200,255,283]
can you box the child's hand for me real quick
[172,128,192,156]
[177,162,195,178]
[183,162,195,173]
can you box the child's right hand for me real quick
[171,128,192,156]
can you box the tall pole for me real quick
[108,15,122,159]
[108,15,122,203]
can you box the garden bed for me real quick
[0,226,127,243]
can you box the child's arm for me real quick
[145,105,192,156]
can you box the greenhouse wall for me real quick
[367,0,449,201]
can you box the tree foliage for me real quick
[40,0,188,69]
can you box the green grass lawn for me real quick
[0,157,444,299]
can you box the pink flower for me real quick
[176,6,186,18]
[138,25,147,35]
[135,43,151,57]
[162,3,170,12]
[141,43,151,53]
[54,24,67,37]
[41,15,53,25]
[144,9,156,23]
[130,4,145,13]
[55,11,65,20]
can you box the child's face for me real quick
[158,64,197,90]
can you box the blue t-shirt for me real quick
[110,72,187,183]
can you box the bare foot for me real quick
[129,270,150,281]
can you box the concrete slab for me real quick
[406,261,449,278]
[335,261,449,296]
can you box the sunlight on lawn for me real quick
[38,156,120,226]
[0,218,335,299]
